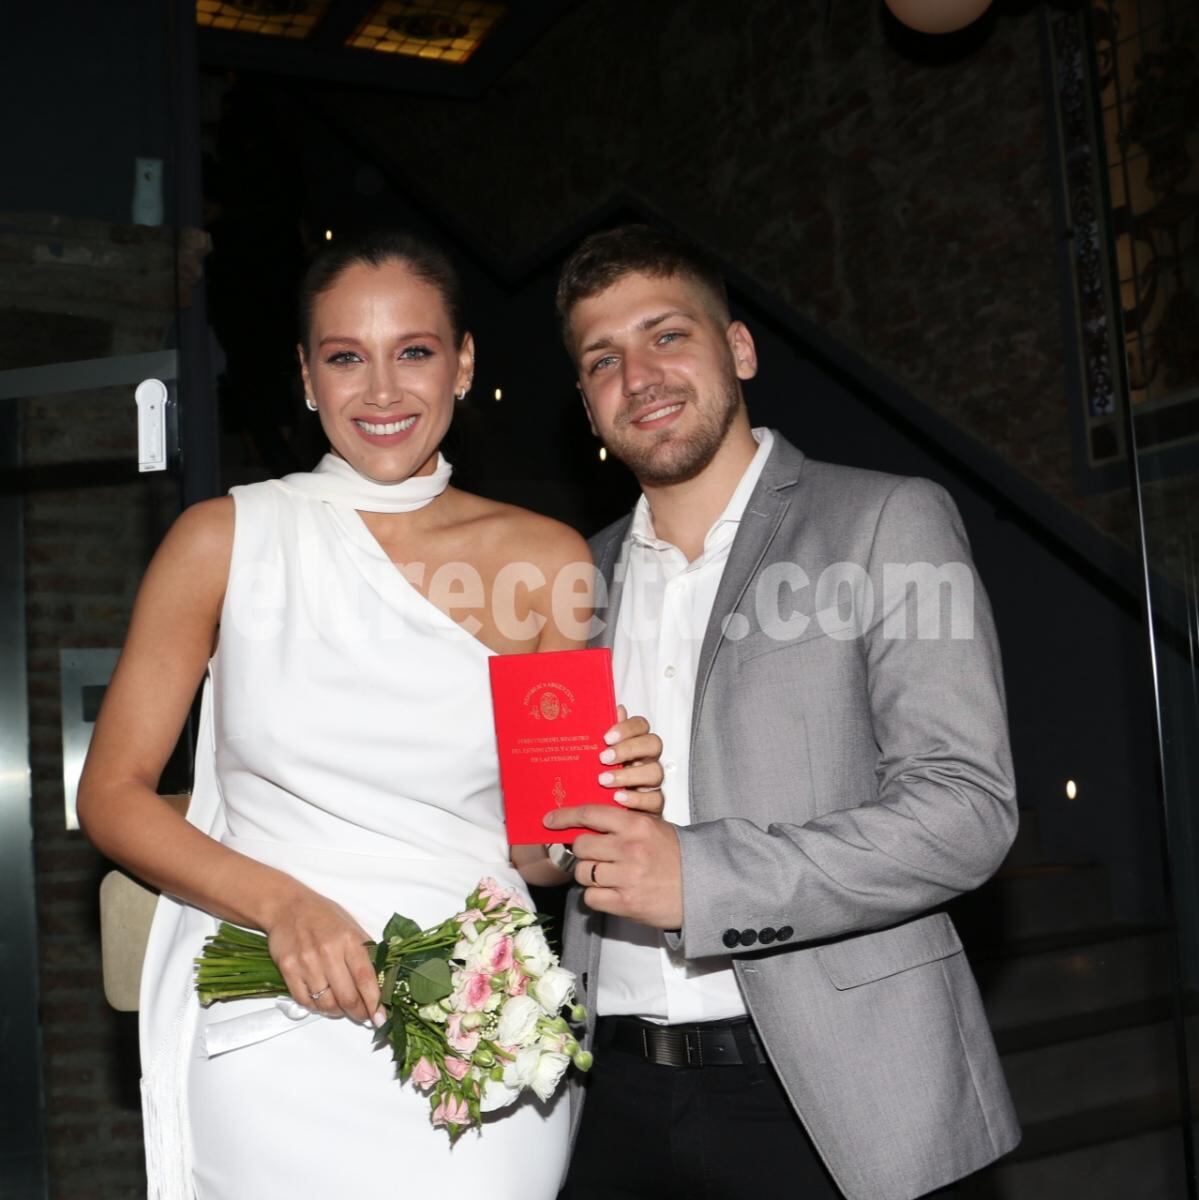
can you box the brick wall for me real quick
[4,212,206,1198]
[312,0,1196,572]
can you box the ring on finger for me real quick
[590,862,599,886]
[309,985,331,1001]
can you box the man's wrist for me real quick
[547,843,578,874]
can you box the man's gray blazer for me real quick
[562,432,1021,1200]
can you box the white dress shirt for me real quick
[596,428,774,1023]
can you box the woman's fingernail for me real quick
[604,729,620,745]
[599,748,616,764]
[372,1010,386,1028]
[613,790,631,806]
[598,771,615,786]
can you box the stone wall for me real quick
[312,0,1194,569]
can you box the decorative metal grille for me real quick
[1048,0,1198,475]
[1099,0,1199,451]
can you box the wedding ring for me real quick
[590,862,599,886]
[309,985,331,1001]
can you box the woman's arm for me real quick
[77,498,381,1023]
[507,523,663,886]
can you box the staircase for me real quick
[955,810,1194,1198]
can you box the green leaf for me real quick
[372,940,389,973]
[381,963,400,1004]
[406,957,453,1006]
[402,945,446,968]
[383,913,422,943]
[388,1018,407,1067]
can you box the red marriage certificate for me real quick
[488,647,618,844]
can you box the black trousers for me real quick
[560,1026,960,1200]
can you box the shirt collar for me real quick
[629,427,775,553]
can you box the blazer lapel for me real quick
[690,437,807,745]
[590,515,633,651]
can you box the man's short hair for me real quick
[555,224,730,352]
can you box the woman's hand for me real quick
[599,705,664,815]
[264,890,383,1026]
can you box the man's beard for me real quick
[605,380,741,487]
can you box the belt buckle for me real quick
[640,1024,701,1068]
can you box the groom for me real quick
[543,224,1020,1199]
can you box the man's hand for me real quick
[544,804,683,930]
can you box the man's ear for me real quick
[578,382,599,438]
[727,321,758,382]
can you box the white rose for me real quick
[532,966,575,1015]
[514,925,555,977]
[529,1050,571,1102]
[502,1045,541,1091]
[495,994,542,1047]
[479,1076,521,1113]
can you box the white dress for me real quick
[138,477,569,1199]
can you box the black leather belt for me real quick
[598,1016,766,1068]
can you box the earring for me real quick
[456,387,469,401]
[305,395,317,412]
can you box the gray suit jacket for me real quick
[562,432,1020,1200]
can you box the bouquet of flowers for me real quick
[194,877,591,1139]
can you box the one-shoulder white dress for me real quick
[138,477,569,1199]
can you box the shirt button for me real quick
[664,664,676,679]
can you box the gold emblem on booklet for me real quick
[552,776,567,808]
[521,681,575,722]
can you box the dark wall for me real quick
[2,1,174,224]
[272,90,1164,924]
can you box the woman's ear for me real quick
[298,344,317,411]
[455,331,476,399]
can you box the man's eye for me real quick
[657,331,683,346]
[399,345,433,360]
[590,355,617,373]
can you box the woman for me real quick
[77,231,663,1198]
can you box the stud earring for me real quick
[305,395,317,412]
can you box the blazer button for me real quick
[722,928,741,949]
[775,925,794,942]
[758,927,777,944]
[739,929,758,947]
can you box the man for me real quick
[543,224,1020,1200]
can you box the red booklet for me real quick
[488,647,618,844]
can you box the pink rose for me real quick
[461,970,493,1012]
[446,1013,481,1054]
[477,878,518,911]
[444,1055,471,1081]
[432,1095,471,1128]
[506,968,529,997]
[410,1057,440,1090]
[455,908,487,940]
[489,935,515,973]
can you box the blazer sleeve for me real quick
[673,476,1018,960]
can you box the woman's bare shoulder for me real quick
[145,496,235,603]
[164,495,235,559]
[451,490,591,570]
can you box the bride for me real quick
[77,231,663,1198]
